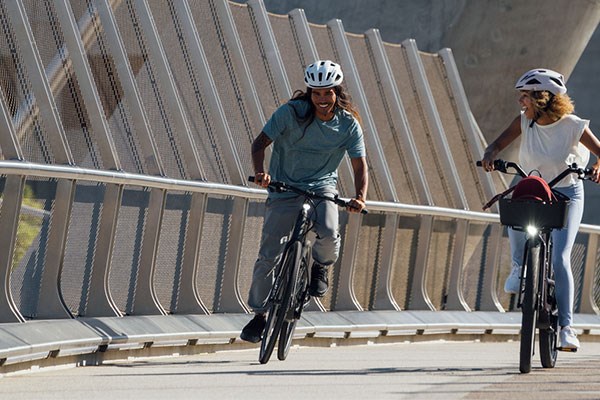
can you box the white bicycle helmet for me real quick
[304,60,344,89]
[514,68,567,95]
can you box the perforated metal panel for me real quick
[69,0,148,174]
[147,1,231,184]
[384,43,453,208]
[60,182,103,316]
[187,0,259,180]
[8,179,53,318]
[230,2,283,118]
[195,195,232,312]
[0,2,54,164]
[268,13,309,91]
[22,0,103,169]
[420,52,485,210]
[112,0,188,179]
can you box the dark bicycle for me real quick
[478,160,591,373]
[249,177,367,364]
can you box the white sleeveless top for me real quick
[519,112,590,187]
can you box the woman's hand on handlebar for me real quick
[480,153,496,172]
[253,172,271,188]
[347,197,366,214]
[590,159,600,183]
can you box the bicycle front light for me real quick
[526,225,538,237]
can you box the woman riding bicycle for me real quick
[481,68,600,351]
[240,60,368,343]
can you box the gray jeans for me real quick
[247,195,341,313]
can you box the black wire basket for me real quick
[499,192,570,230]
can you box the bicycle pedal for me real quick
[557,346,578,352]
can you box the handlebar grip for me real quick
[248,176,255,183]
[476,161,483,167]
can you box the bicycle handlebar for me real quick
[476,159,593,187]
[249,176,368,214]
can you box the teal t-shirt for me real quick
[262,100,365,198]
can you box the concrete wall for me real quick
[235,0,600,223]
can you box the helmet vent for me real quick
[549,77,564,87]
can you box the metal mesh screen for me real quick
[321,211,349,311]
[268,13,305,90]
[148,1,231,184]
[154,190,191,313]
[384,42,453,208]
[0,2,54,164]
[348,33,418,204]
[23,0,103,169]
[230,2,284,119]
[594,244,600,310]
[195,195,231,312]
[69,0,148,174]
[237,200,267,310]
[112,0,188,179]
[572,234,588,313]
[423,218,455,309]
[108,186,148,315]
[61,182,103,316]
[460,222,491,310]
[420,52,485,210]
[351,212,384,309]
[9,179,53,318]
[187,0,258,181]
[390,215,420,310]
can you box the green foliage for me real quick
[12,184,45,270]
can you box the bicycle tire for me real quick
[539,255,559,368]
[259,242,300,364]
[259,241,302,364]
[278,244,310,361]
[519,242,540,374]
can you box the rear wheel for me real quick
[259,242,301,364]
[519,242,540,374]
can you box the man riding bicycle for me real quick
[240,60,368,343]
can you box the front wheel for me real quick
[519,242,540,374]
[277,241,307,361]
[259,242,301,364]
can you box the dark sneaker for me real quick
[240,314,266,343]
[309,263,329,297]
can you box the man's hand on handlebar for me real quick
[347,197,366,214]
[253,172,271,188]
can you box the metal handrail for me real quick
[1,160,599,234]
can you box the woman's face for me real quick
[518,91,536,119]
[311,88,337,120]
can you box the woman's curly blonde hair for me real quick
[529,90,574,121]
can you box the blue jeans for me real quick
[508,181,584,327]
